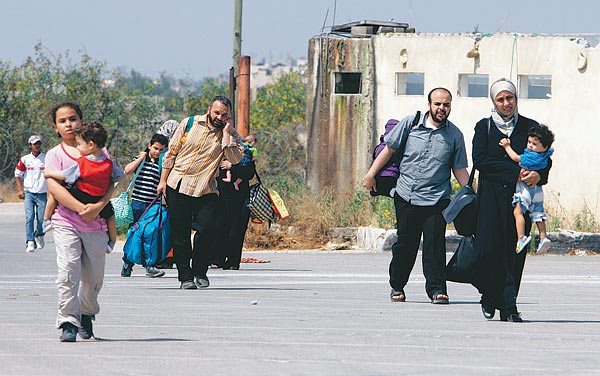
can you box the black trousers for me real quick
[166,185,217,282]
[224,199,251,268]
[472,182,532,313]
[210,196,251,268]
[389,196,450,299]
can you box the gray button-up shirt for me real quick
[385,111,468,206]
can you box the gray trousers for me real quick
[53,225,107,329]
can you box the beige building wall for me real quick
[369,32,599,221]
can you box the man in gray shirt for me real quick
[363,87,469,304]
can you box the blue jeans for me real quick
[24,191,47,243]
[131,199,150,223]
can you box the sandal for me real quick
[390,289,406,302]
[431,293,449,305]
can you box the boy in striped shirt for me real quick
[120,133,169,278]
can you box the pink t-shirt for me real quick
[45,143,108,232]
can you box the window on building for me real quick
[518,75,552,99]
[334,72,362,94]
[395,72,424,95]
[458,74,489,97]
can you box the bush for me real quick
[243,175,397,250]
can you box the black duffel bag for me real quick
[442,169,477,237]
[446,235,480,283]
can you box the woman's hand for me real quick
[521,169,540,187]
[79,202,104,221]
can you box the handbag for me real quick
[268,189,289,220]
[122,194,171,266]
[247,172,276,222]
[111,191,134,230]
[446,235,479,283]
[110,158,145,229]
[442,168,477,237]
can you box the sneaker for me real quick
[515,235,532,254]
[42,219,53,234]
[106,240,116,254]
[59,322,78,342]
[36,236,45,249]
[180,280,197,290]
[25,241,35,253]
[145,266,165,278]
[120,263,133,277]
[79,314,94,339]
[536,237,551,254]
[194,275,210,288]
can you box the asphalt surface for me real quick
[1,202,599,376]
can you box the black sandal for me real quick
[390,289,406,302]
[431,293,449,305]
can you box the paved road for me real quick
[1,202,599,376]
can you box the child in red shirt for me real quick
[44,121,124,252]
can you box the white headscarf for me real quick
[157,120,180,140]
[489,78,518,136]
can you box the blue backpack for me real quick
[122,194,171,267]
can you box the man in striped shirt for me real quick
[157,96,244,290]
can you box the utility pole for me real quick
[233,0,243,78]
[232,0,250,136]
[237,55,250,138]
[231,0,243,126]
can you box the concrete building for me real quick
[306,21,600,222]
[251,58,307,92]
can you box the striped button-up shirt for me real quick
[162,114,243,197]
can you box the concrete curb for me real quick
[343,226,600,254]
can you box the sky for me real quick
[1,0,598,79]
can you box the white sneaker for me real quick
[36,236,45,249]
[536,238,551,254]
[26,241,35,253]
[515,235,532,254]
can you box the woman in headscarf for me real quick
[471,78,551,322]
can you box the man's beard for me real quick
[208,114,225,129]
[432,110,447,124]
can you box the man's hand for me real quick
[223,120,233,134]
[17,190,24,200]
[157,181,167,195]
[363,174,376,193]
[220,160,232,169]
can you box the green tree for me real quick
[247,71,306,178]
[250,71,305,130]
[183,77,229,116]
[0,43,162,178]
